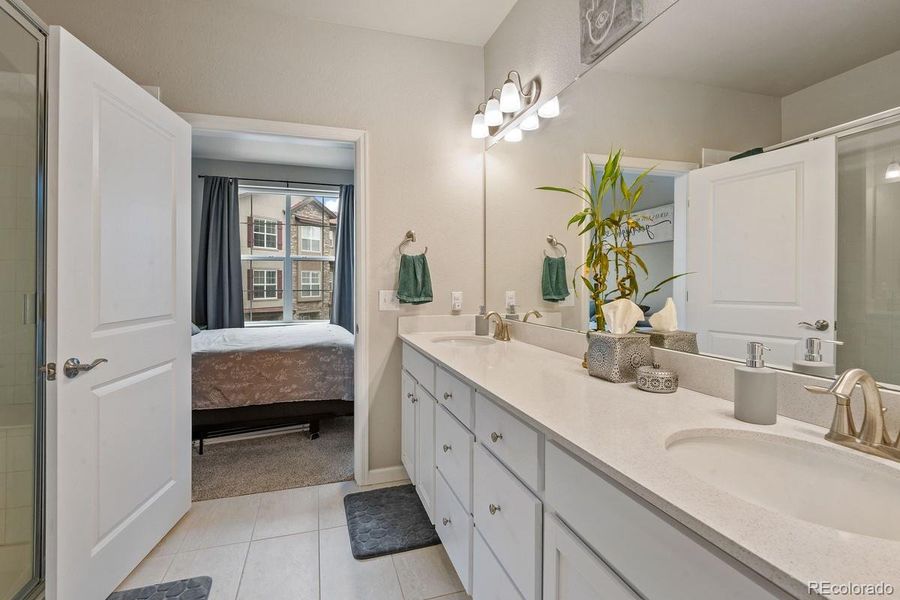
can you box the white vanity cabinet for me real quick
[401,346,437,521]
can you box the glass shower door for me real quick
[0,1,44,599]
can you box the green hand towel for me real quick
[397,253,433,304]
[542,256,570,302]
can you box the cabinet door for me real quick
[401,370,418,483]
[416,387,436,522]
[544,514,640,600]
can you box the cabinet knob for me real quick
[443,392,452,400]
[411,396,418,403]
[406,392,413,399]
[490,432,503,443]
[488,503,501,515]
[442,443,452,453]
[442,517,451,526]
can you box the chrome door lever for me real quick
[63,358,108,379]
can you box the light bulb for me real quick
[485,98,503,126]
[504,127,523,143]
[500,80,521,113]
[470,112,488,139]
[886,160,900,182]
[538,96,560,119]
[520,113,540,131]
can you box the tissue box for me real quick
[644,330,699,354]
[587,331,653,383]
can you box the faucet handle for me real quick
[803,384,850,403]
[805,385,856,439]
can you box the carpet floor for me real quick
[192,416,353,501]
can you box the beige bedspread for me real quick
[191,324,354,410]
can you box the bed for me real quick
[191,323,354,452]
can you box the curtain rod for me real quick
[197,175,342,189]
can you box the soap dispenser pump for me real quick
[792,337,843,377]
[733,341,777,425]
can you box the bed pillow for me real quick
[191,322,201,336]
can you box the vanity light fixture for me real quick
[484,96,503,127]
[538,96,560,119]
[471,103,489,139]
[504,127,523,143]
[520,113,540,131]
[886,160,900,182]
[471,70,542,139]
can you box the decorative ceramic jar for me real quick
[587,331,653,383]
[645,330,699,354]
[635,364,679,393]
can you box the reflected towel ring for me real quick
[399,230,428,255]
[543,234,567,258]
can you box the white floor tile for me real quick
[317,480,358,530]
[252,486,317,540]
[392,545,464,600]
[180,494,260,552]
[115,554,173,591]
[237,532,318,600]
[319,526,403,600]
[428,593,470,600]
[163,542,249,600]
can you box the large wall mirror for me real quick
[485,0,900,388]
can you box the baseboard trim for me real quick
[364,465,408,486]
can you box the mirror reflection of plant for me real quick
[537,150,651,331]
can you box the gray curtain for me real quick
[331,184,355,332]
[195,176,244,329]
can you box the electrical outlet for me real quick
[379,290,400,311]
[451,291,463,312]
[505,290,517,309]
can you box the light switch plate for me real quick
[379,290,400,311]
[451,291,463,312]
[505,290,517,308]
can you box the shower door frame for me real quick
[3,1,47,599]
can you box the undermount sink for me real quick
[431,335,496,346]
[666,428,900,541]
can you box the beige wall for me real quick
[484,0,677,105]
[781,49,900,141]
[29,0,486,472]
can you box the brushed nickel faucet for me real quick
[806,368,900,463]
[485,311,510,341]
[523,309,543,323]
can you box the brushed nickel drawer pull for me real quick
[490,432,503,443]
[442,517,451,526]
[411,395,418,403]
[442,443,452,453]
[489,503,501,515]
[443,392,452,400]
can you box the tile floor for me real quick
[116,480,470,600]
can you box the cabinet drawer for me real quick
[436,367,474,429]
[473,444,542,600]
[435,405,474,512]
[475,393,542,492]
[473,528,523,600]
[544,513,639,600]
[402,343,435,395]
[435,471,472,594]
[545,442,784,600]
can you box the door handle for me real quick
[798,320,829,331]
[63,358,108,379]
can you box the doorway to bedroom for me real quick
[189,128,358,501]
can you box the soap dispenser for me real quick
[734,341,777,425]
[475,305,489,336]
[792,337,843,377]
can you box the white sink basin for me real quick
[666,428,900,541]
[431,335,496,346]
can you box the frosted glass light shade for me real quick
[485,98,503,126]
[520,113,540,131]
[471,112,488,139]
[504,127,523,143]
[886,160,900,182]
[500,80,522,113]
[538,96,560,118]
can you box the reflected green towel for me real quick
[542,256,570,302]
[397,253,433,304]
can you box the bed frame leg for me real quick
[198,436,204,455]
[308,419,320,440]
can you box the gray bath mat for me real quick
[107,576,212,600]
[343,484,440,559]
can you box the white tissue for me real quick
[648,297,678,332]
[601,298,644,334]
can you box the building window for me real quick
[253,218,278,249]
[300,270,321,298]
[301,226,322,253]
[253,269,278,299]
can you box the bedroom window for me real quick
[253,218,278,249]
[300,226,322,253]
[253,269,278,299]
[300,270,321,298]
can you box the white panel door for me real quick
[45,27,191,600]
[686,137,836,369]
[401,370,417,483]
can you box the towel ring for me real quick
[399,230,428,255]
[543,234,567,258]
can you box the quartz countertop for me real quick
[400,331,900,599]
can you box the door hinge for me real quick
[40,363,56,381]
